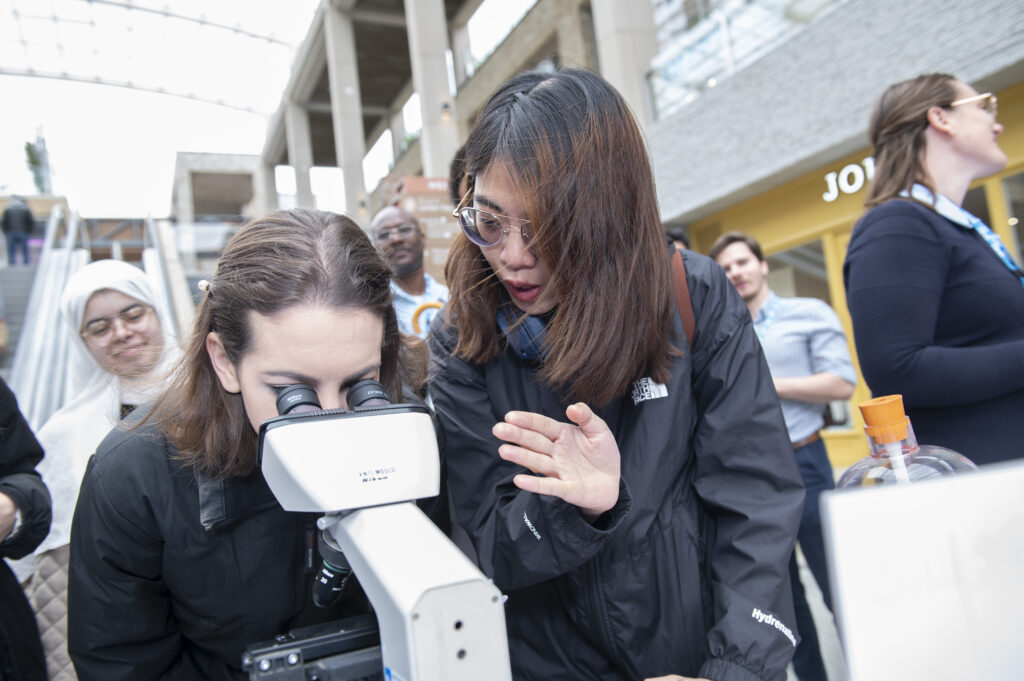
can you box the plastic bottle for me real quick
[836,394,977,488]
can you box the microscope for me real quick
[243,380,512,681]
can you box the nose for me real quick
[497,229,534,268]
[319,392,344,412]
[109,317,134,340]
[995,121,1004,136]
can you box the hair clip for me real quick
[197,279,211,295]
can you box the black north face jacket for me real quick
[429,250,804,681]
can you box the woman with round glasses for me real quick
[13,259,179,680]
[844,74,1021,466]
[431,68,804,681]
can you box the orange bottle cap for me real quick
[859,394,909,444]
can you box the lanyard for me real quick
[906,184,1024,287]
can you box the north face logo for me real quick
[631,377,668,405]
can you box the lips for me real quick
[503,279,542,304]
[112,344,146,360]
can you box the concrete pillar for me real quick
[591,0,657,126]
[254,160,278,217]
[175,172,195,225]
[404,0,459,177]
[450,22,471,87]
[324,5,368,224]
[284,101,315,208]
[556,5,595,70]
[390,107,407,160]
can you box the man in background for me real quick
[2,198,35,266]
[666,225,689,250]
[711,231,856,681]
[370,206,448,339]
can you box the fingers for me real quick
[565,402,608,437]
[512,473,566,498]
[497,443,559,477]
[493,421,555,457]
[496,405,605,444]
[502,410,565,441]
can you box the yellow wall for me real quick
[689,80,1024,467]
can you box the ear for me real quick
[206,332,241,393]
[926,105,954,135]
[760,259,770,277]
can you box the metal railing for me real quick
[9,206,89,429]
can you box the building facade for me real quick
[648,0,1024,464]
[261,0,1024,465]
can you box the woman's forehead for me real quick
[84,288,144,312]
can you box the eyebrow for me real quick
[83,302,144,327]
[473,194,504,214]
[261,363,381,387]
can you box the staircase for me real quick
[0,265,38,378]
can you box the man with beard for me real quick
[371,206,448,339]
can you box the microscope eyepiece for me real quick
[275,384,322,416]
[346,379,391,409]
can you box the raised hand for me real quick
[492,403,620,521]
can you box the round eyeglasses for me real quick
[81,304,153,344]
[373,223,417,242]
[453,206,532,248]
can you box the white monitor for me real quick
[821,460,1024,681]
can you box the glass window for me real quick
[963,186,991,226]
[766,240,831,303]
[647,0,848,120]
[1001,171,1024,263]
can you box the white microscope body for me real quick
[258,385,511,681]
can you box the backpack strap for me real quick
[671,248,695,351]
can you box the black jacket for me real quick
[1,202,35,236]
[1,377,52,681]
[0,379,51,559]
[67,420,360,681]
[428,250,804,681]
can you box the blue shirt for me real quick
[753,292,856,442]
[392,273,449,339]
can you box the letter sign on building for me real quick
[823,157,875,202]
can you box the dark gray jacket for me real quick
[1,377,51,681]
[0,379,51,560]
[67,421,357,681]
[428,249,804,681]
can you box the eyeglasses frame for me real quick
[451,192,532,249]
[80,304,154,344]
[949,92,998,117]
[373,223,419,242]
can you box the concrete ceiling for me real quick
[272,0,468,167]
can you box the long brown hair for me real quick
[146,209,421,478]
[865,73,959,208]
[444,68,678,406]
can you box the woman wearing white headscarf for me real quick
[22,259,180,681]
